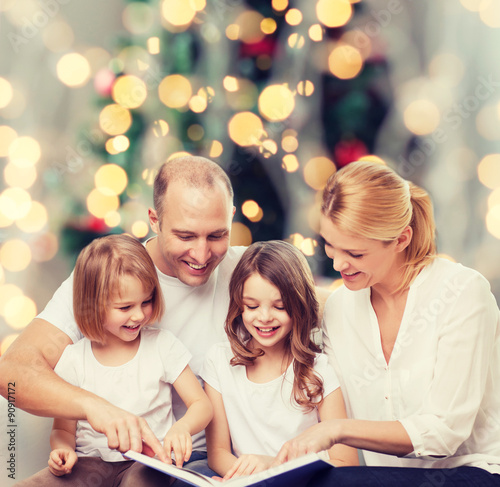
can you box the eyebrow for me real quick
[172,228,229,235]
[319,234,367,253]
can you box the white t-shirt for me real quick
[201,341,340,458]
[323,257,500,473]
[39,245,247,451]
[54,328,191,462]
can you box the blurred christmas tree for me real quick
[54,0,391,278]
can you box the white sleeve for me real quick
[53,344,81,387]
[400,272,500,459]
[199,343,223,392]
[37,271,82,344]
[156,330,192,384]
[314,353,340,398]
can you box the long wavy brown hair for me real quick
[225,240,323,412]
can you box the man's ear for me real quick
[232,206,236,218]
[395,226,413,253]
[148,208,160,234]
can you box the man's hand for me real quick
[162,422,193,468]
[48,448,78,476]
[85,398,167,461]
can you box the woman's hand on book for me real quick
[223,454,274,480]
[163,422,193,468]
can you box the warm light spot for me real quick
[478,154,500,189]
[187,124,204,141]
[4,163,36,189]
[0,284,22,316]
[290,233,305,248]
[112,135,130,153]
[0,77,13,109]
[285,8,303,26]
[42,20,74,52]
[288,33,305,49]
[87,189,120,218]
[0,187,32,220]
[153,119,170,137]
[148,36,160,54]
[158,74,192,108]
[105,211,122,228]
[328,45,363,79]
[209,140,223,158]
[230,222,252,246]
[1,334,19,355]
[282,154,299,172]
[301,238,317,257]
[480,0,500,27]
[234,10,266,43]
[476,105,500,141]
[189,95,208,113]
[0,125,17,157]
[95,164,128,196]
[226,24,239,40]
[403,100,440,136]
[258,84,295,122]
[316,0,352,28]
[131,220,149,238]
[0,239,31,272]
[282,135,299,153]
[259,139,278,158]
[56,53,91,87]
[8,136,41,167]
[226,79,259,111]
[242,200,260,219]
[4,295,36,329]
[486,205,500,239]
[428,52,464,85]
[112,75,147,109]
[0,265,3,285]
[15,201,48,233]
[167,151,191,161]
[191,0,206,10]
[261,18,277,34]
[303,156,336,190]
[198,86,215,102]
[31,232,59,263]
[459,0,488,11]
[488,188,500,209]
[272,0,288,11]
[105,139,120,155]
[340,30,372,60]
[309,24,324,42]
[161,0,197,27]
[123,2,154,34]
[224,76,239,92]
[228,112,265,146]
[297,80,314,96]
[358,155,386,165]
[0,212,13,228]
[116,46,150,74]
[0,87,26,120]
[99,104,132,136]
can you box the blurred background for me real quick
[1,0,500,481]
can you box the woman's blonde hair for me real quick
[321,161,436,292]
[73,234,164,344]
[225,240,323,412]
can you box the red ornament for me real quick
[334,139,368,167]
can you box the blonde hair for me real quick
[321,161,436,292]
[73,234,164,344]
[225,240,323,412]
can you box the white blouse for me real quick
[322,257,500,473]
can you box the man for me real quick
[0,156,245,475]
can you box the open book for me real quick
[124,450,332,487]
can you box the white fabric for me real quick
[201,341,340,457]
[54,328,191,462]
[322,257,500,473]
[39,245,247,451]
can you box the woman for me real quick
[275,161,500,486]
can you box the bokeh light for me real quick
[99,104,132,136]
[4,295,37,329]
[282,154,300,172]
[161,0,198,28]
[316,0,353,28]
[1,334,19,356]
[87,189,120,218]
[0,239,31,272]
[297,80,315,96]
[112,75,148,109]
[303,156,336,190]
[228,112,265,146]
[4,162,37,189]
[285,8,303,26]
[476,105,500,140]
[272,0,288,11]
[258,84,295,122]
[95,164,128,196]
[31,232,59,263]
[403,99,441,135]
[0,125,17,157]
[261,18,277,35]
[123,2,154,34]
[15,201,48,233]
[42,20,74,52]
[328,45,363,79]
[56,53,91,87]
[230,222,253,246]
[282,135,299,153]
[309,24,324,42]
[242,200,262,221]
[0,77,13,108]
[486,205,500,239]
[234,10,265,43]
[158,74,192,108]
[0,187,32,220]
[478,154,500,189]
[131,220,149,238]
[153,119,170,137]
[0,284,22,317]
[8,136,41,167]
[480,1,500,28]
[209,140,223,158]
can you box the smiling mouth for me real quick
[256,326,279,333]
[185,262,208,270]
[124,324,140,331]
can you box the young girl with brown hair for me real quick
[201,240,358,480]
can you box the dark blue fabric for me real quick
[307,465,500,487]
[170,451,217,487]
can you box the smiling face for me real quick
[103,274,154,345]
[149,180,234,287]
[241,272,293,353]
[320,214,410,293]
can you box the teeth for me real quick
[187,262,207,270]
[257,327,277,333]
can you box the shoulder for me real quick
[206,341,232,360]
[142,327,184,348]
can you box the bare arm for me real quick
[0,319,167,460]
[48,418,78,476]
[275,418,412,464]
[165,366,213,467]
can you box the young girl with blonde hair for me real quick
[16,234,212,487]
[202,240,358,480]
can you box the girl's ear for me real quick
[395,226,412,253]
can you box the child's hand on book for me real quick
[223,454,274,480]
[48,448,78,477]
[163,422,193,468]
